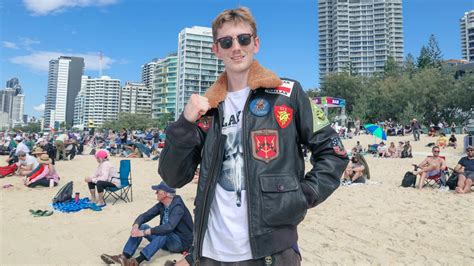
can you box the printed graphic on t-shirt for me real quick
[220,110,245,207]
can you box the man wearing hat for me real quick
[101,181,193,266]
[411,118,421,141]
[4,136,30,164]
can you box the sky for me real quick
[1,0,473,118]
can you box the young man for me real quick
[454,146,474,193]
[101,182,193,265]
[415,146,446,190]
[159,7,348,265]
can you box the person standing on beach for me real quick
[411,118,421,141]
[159,7,348,265]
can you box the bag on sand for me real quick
[446,173,459,190]
[53,181,73,203]
[401,172,416,187]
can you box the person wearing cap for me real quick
[84,149,120,206]
[100,181,193,266]
[55,132,69,161]
[16,150,40,176]
[4,136,30,164]
[24,154,59,188]
[411,118,421,141]
[453,146,474,194]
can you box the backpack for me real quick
[446,173,459,190]
[401,172,416,187]
[53,181,73,203]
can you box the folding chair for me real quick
[422,156,450,188]
[104,159,133,204]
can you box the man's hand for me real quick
[130,225,141,237]
[183,94,210,122]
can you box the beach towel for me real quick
[0,163,17,178]
[52,198,102,213]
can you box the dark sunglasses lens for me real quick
[219,37,233,49]
[238,34,252,46]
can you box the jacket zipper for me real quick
[195,106,224,265]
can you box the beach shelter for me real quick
[364,124,387,141]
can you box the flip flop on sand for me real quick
[29,209,54,217]
[2,184,13,188]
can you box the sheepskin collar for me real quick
[204,60,282,108]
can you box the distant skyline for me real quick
[1,0,473,118]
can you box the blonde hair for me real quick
[212,6,257,42]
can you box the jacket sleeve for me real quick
[293,81,349,208]
[28,164,49,183]
[150,205,185,235]
[134,204,161,226]
[158,114,205,188]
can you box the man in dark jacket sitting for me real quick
[100,181,193,266]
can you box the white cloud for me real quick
[23,0,119,16]
[9,51,115,72]
[33,104,45,112]
[3,41,19,49]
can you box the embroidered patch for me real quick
[197,116,212,132]
[310,99,329,132]
[331,137,347,157]
[251,130,279,163]
[274,104,293,129]
[265,80,294,97]
[249,98,270,117]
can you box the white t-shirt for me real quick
[15,142,30,155]
[19,154,39,169]
[202,87,252,262]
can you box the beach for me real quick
[1,134,473,265]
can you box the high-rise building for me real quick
[318,0,404,83]
[119,82,152,115]
[0,87,24,128]
[44,56,84,130]
[141,59,158,89]
[176,26,225,119]
[461,10,474,62]
[152,53,178,118]
[6,77,22,94]
[75,76,120,128]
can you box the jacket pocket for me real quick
[259,174,307,226]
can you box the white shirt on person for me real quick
[202,87,252,262]
[15,142,30,155]
[18,154,39,169]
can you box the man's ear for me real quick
[212,43,221,59]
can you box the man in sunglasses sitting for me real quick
[159,6,348,266]
[453,146,474,193]
[414,146,447,190]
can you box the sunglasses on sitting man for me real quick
[216,33,253,49]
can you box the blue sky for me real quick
[1,0,473,118]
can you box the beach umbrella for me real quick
[364,124,387,141]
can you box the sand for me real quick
[0,134,473,265]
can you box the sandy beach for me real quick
[1,134,473,265]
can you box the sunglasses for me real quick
[467,149,473,152]
[216,33,253,49]
[433,150,440,153]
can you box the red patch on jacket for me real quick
[251,130,279,163]
[197,116,212,132]
[274,104,293,129]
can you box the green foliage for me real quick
[13,122,41,133]
[101,113,171,131]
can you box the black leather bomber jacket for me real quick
[159,61,348,264]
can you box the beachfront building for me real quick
[152,53,178,119]
[74,76,120,128]
[119,82,152,115]
[141,59,158,89]
[43,56,84,130]
[175,26,225,119]
[0,87,25,128]
[318,0,404,83]
[461,10,474,62]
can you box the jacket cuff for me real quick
[175,113,198,131]
[301,182,318,207]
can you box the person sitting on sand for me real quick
[16,150,39,176]
[377,142,388,157]
[402,141,412,158]
[24,154,59,188]
[448,134,457,149]
[414,146,446,190]
[453,146,474,194]
[436,133,448,149]
[387,142,398,158]
[100,182,193,266]
[343,155,366,184]
[127,144,143,158]
[84,149,120,207]
[352,141,363,154]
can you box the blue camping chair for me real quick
[104,160,133,204]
